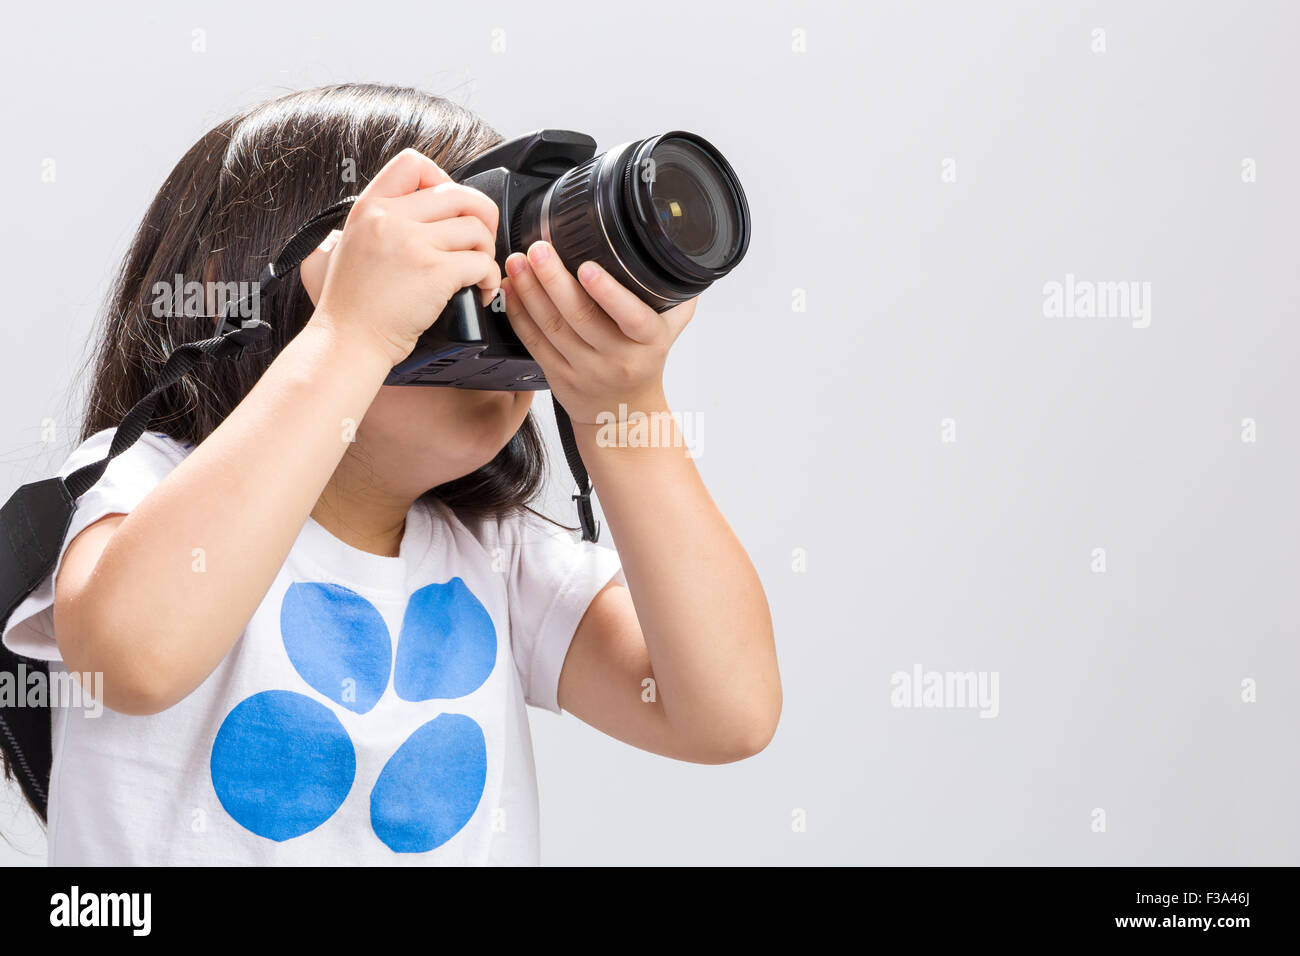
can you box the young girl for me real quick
[0,84,779,865]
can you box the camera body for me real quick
[383,129,750,388]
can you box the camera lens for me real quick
[635,136,746,275]
[653,171,714,259]
[533,130,751,311]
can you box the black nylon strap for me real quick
[216,196,358,336]
[0,201,355,825]
[271,196,358,280]
[1,191,605,828]
[552,395,599,542]
[249,193,600,543]
[73,199,356,492]
[0,320,269,825]
[64,323,271,499]
[73,193,602,541]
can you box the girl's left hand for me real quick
[500,241,696,424]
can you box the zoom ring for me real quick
[543,150,690,310]
[546,157,608,272]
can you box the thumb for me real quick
[298,229,342,306]
[663,295,698,342]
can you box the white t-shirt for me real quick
[1,429,623,865]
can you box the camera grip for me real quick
[440,285,489,337]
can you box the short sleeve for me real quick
[1,430,190,662]
[495,511,624,715]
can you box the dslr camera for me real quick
[383,129,752,388]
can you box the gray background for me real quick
[2,0,1296,865]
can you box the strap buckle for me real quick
[215,318,272,360]
[214,261,278,340]
[572,481,600,543]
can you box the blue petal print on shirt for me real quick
[212,577,495,852]
[210,690,356,842]
[393,578,496,701]
[371,713,487,853]
[281,581,391,714]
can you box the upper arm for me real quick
[51,512,126,673]
[555,579,698,762]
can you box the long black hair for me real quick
[3,84,555,825]
[81,82,547,516]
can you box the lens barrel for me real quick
[527,131,751,311]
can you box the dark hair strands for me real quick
[3,84,567,822]
[83,82,550,518]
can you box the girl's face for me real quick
[350,385,534,500]
[298,229,533,502]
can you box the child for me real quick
[0,83,780,865]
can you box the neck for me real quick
[311,475,415,558]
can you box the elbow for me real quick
[94,632,187,717]
[714,726,777,764]
[77,645,181,717]
[55,601,186,716]
[734,704,782,761]
[694,694,782,765]
[101,672,182,717]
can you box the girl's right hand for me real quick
[301,148,502,367]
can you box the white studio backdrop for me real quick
[1,0,1296,865]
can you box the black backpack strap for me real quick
[5,318,272,625]
[0,663,49,817]
[0,199,358,823]
[0,191,600,823]
[0,320,271,823]
[3,197,358,624]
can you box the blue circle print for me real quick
[210,690,356,842]
[371,713,487,853]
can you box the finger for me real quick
[363,148,450,199]
[441,250,501,299]
[396,181,500,237]
[424,216,496,258]
[573,259,662,344]
[522,242,623,350]
[503,252,594,364]
[501,277,570,374]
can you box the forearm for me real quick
[573,386,780,748]
[59,314,392,710]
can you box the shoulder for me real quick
[53,428,195,523]
[0,430,195,660]
[60,428,193,479]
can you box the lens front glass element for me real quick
[646,139,742,271]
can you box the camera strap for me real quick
[1,195,359,637]
[1,192,598,636]
[0,311,272,821]
[552,396,599,542]
[220,197,600,541]
[0,194,603,818]
[0,194,359,620]
[0,198,356,820]
[0,318,275,639]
